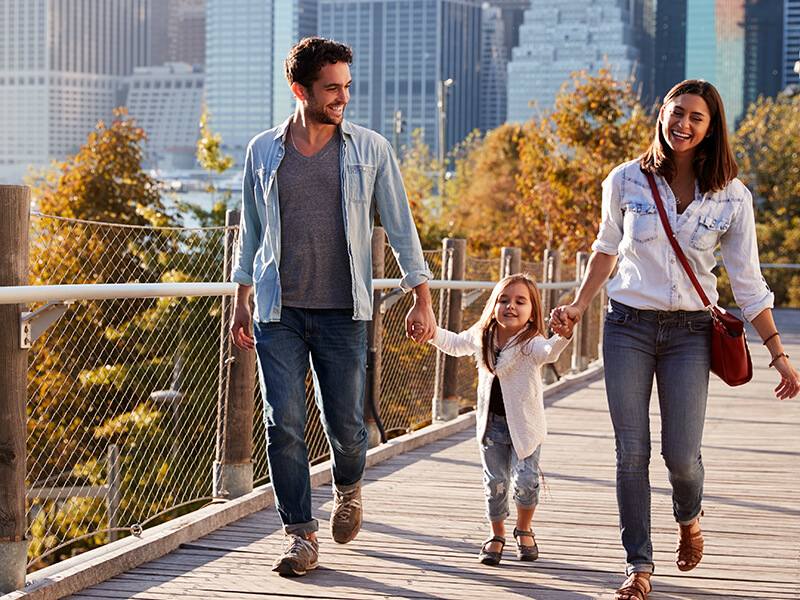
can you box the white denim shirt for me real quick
[232,118,432,323]
[592,159,773,322]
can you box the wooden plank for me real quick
[46,310,800,599]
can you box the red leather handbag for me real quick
[646,172,753,386]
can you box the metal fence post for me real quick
[365,227,385,448]
[0,185,30,593]
[542,249,562,384]
[214,210,255,500]
[433,238,466,422]
[500,247,521,278]
[571,252,590,372]
[107,444,120,542]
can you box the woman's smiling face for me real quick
[659,93,712,157]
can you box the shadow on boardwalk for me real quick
[16,311,800,599]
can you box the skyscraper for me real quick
[506,0,641,124]
[125,62,205,169]
[205,0,316,155]
[480,4,509,133]
[653,0,687,104]
[686,0,784,129]
[479,0,530,130]
[784,0,800,89]
[169,0,206,66]
[0,0,153,183]
[318,0,482,159]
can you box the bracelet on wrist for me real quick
[762,332,780,346]
[768,352,789,368]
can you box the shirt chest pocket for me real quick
[346,164,377,204]
[623,201,658,243]
[256,167,274,199]
[689,213,731,251]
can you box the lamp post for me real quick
[437,78,454,165]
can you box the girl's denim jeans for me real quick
[480,413,542,522]
[603,299,712,575]
[254,307,368,535]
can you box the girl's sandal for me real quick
[615,573,651,600]
[676,511,704,571]
[512,527,539,561]
[478,536,505,566]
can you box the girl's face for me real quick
[659,93,712,157]
[493,281,534,335]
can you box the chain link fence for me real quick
[22,214,590,571]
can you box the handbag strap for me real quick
[645,171,712,308]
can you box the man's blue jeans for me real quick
[254,307,368,536]
[603,299,712,575]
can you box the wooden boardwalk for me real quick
[63,310,800,600]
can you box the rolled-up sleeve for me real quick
[373,140,433,291]
[719,186,774,322]
[231,144,261,286]
[591,168,624,255]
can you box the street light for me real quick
[437,78,454,164]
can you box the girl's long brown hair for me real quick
[478,273,545,374]
[639,79,738,194]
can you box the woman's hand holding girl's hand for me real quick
[773,356,800,400]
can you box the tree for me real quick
[727,93,800,306]
[171,105,238,228]
[733,94,800,219]
[438,124,525,256]
[397,130,440,247]
[513,65,653,258]
[24,108,226,567]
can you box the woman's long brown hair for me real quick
[639,79,738,194]
[477,273,545,374]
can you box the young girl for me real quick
[422,273,574,565]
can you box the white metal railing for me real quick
[0,279,580,305]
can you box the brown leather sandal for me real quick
[676,511,704,571]
[615,573,651,600]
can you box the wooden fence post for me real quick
[500,247,521,278]
[364,227,385,448]
[0,185,30,592]
[433,238,466,422]
[214,210,255,500]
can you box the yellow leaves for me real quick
[93,403,164,440]
[196,104,235,175]
[515,66,652,257]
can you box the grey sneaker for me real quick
[272,533,319,576]
[330,485,363,544]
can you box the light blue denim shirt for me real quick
[232,117,433,323]
[592,159,773,322]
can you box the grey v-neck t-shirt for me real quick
[277,128,353,309]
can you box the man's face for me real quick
[302,61,351,126]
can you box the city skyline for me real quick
[0,0,797,183]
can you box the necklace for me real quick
[673,182,695,206]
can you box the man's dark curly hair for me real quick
[284,37,353,89]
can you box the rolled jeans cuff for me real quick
[284,519,319,537]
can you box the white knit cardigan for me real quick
[430,324,572,459]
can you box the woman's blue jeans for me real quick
[253,307,368,536]
[603,299,712,575]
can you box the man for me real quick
[230,37,436,577]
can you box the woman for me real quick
[551,79,799,600]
